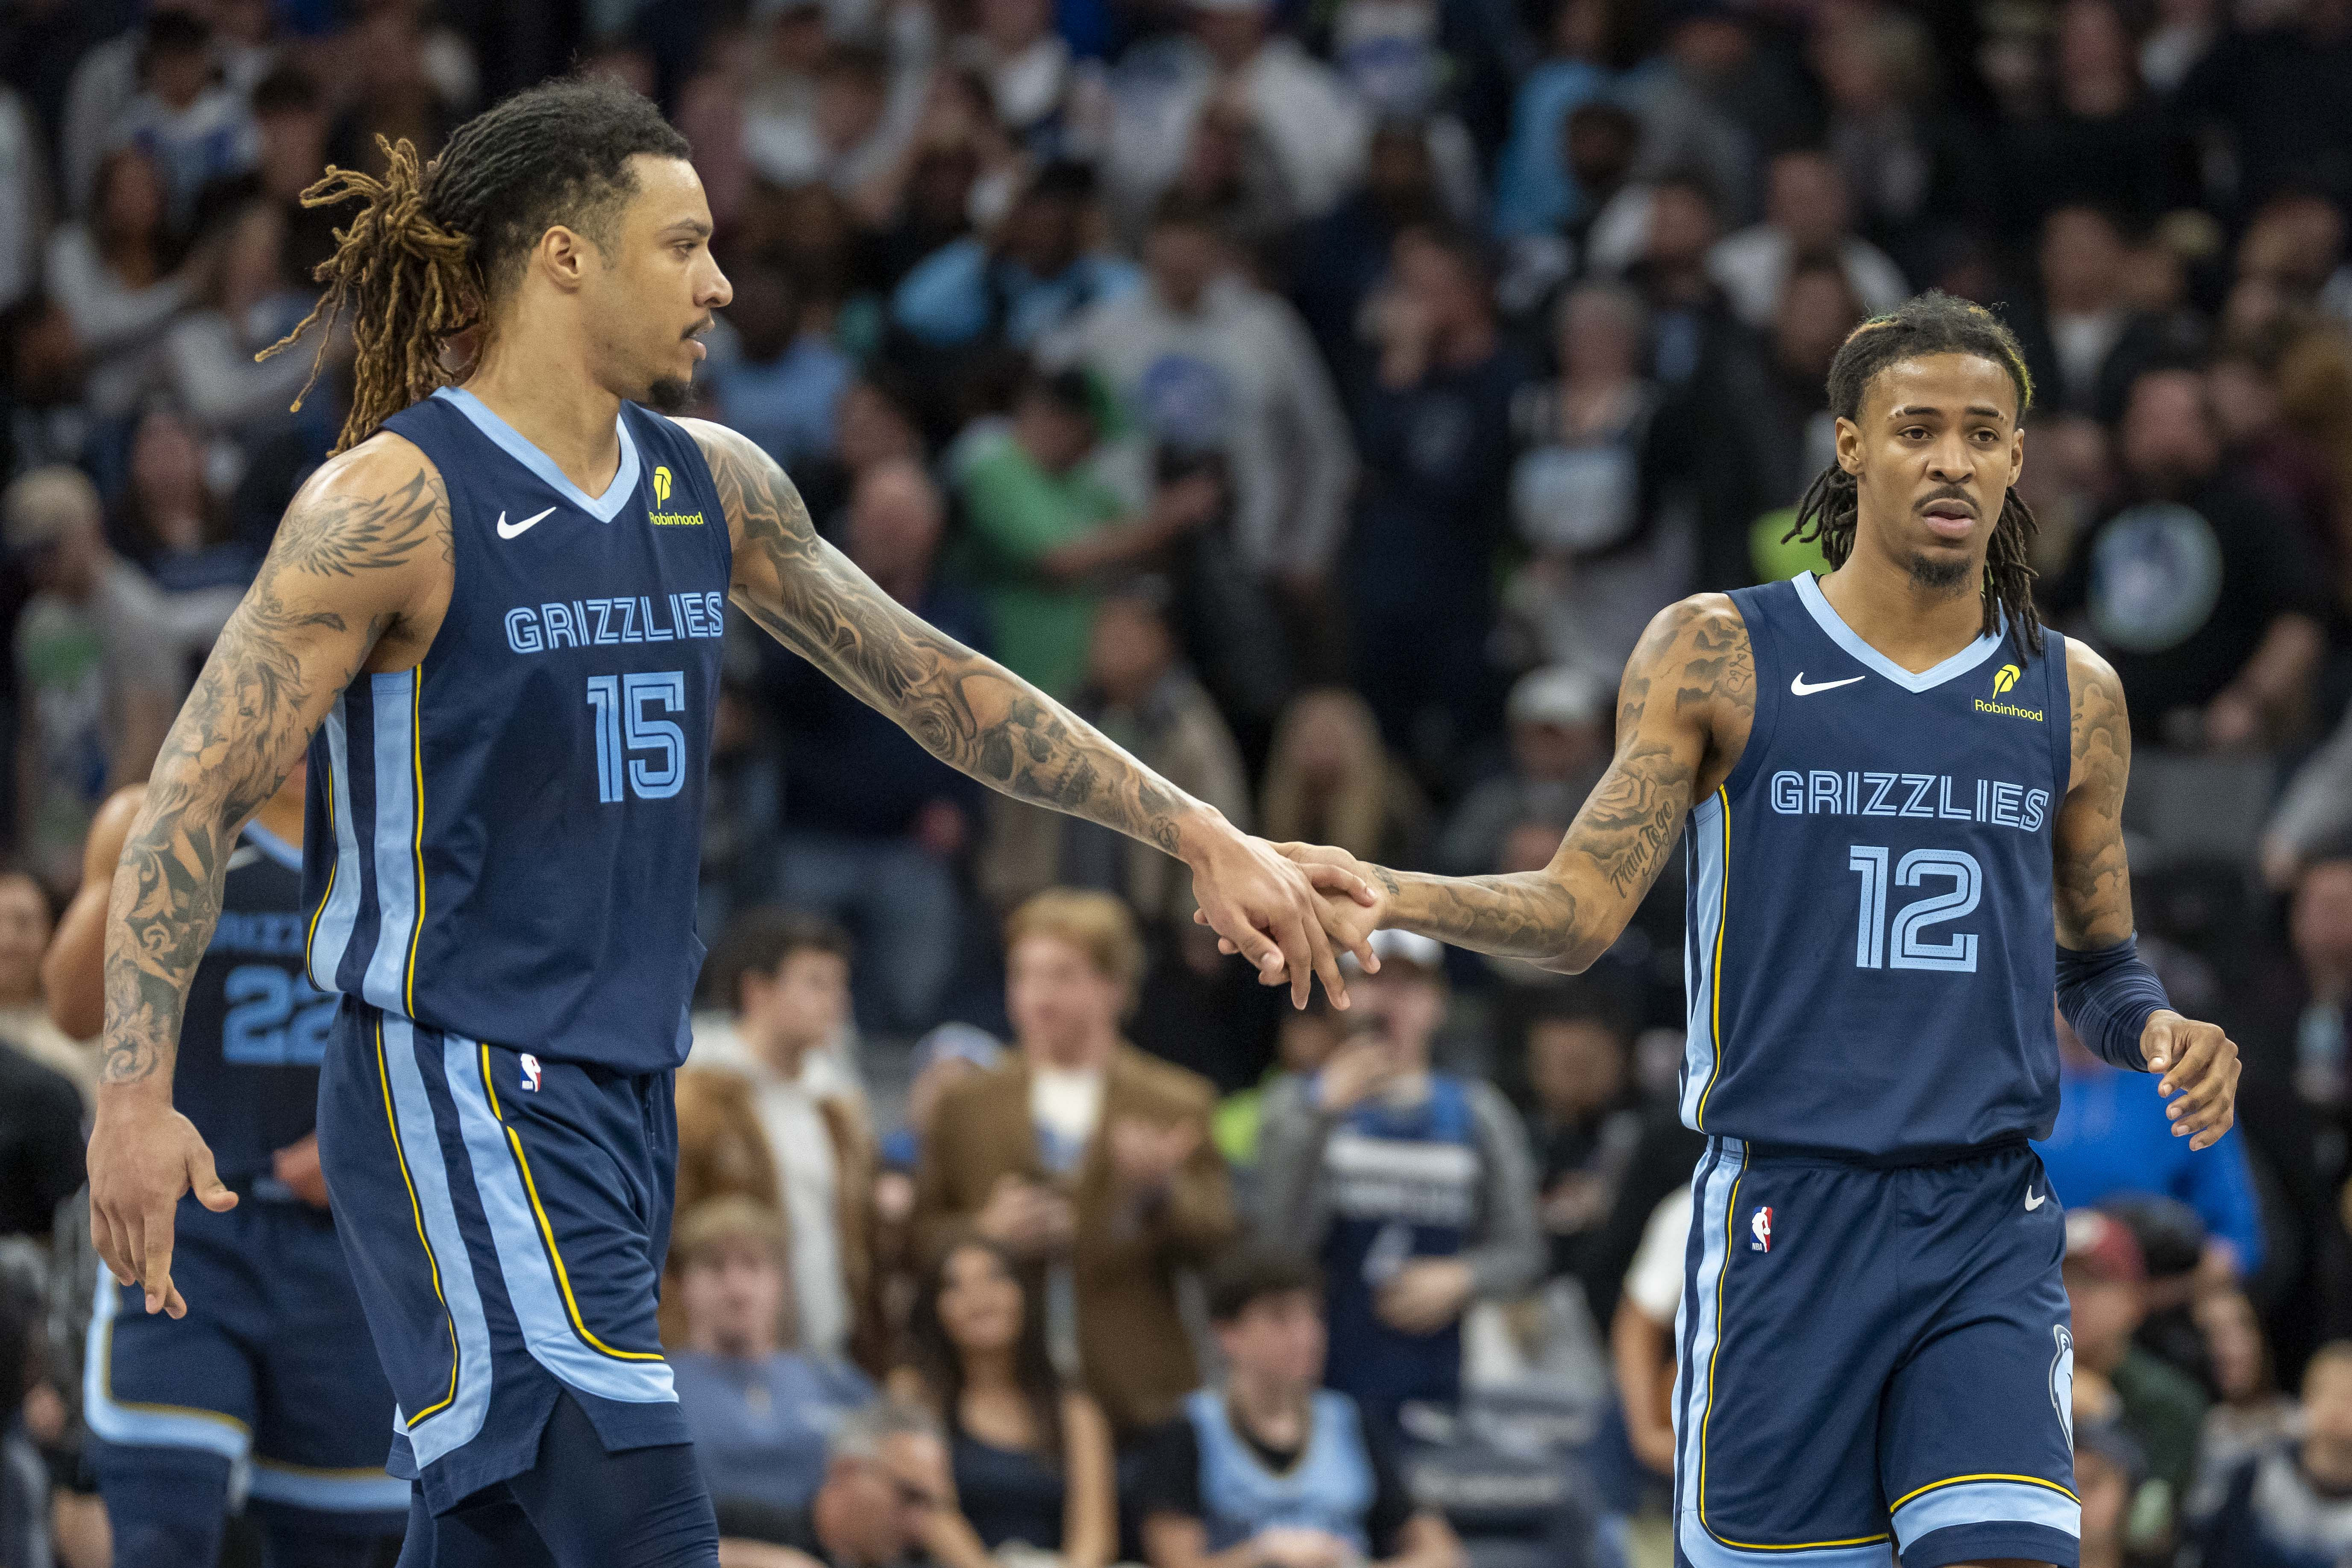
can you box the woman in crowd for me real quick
[669,1196,877,1517]
[162,198,321,439]
[1503,279,1679,676]
[112,404,258,597]
[44,148,191,416]
[2186,1289,2298,1521]
[890,1235,1116,1568]
[1258,687,1426,870]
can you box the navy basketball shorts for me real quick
[84,1195,411,1522]
[316,1002,691,1515]
[1673,1136,2078,1568]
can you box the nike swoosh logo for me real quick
[225,845,261,872]
[2024,1188,2047,1211]
[496,506,557,540]
[1791,672,1867,696]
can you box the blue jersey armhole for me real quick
[2041,628,2072,800]
[1718,582,1785,804]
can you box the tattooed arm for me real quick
[688,422,1371,1004]
[1259,596,1755,972]
[2055,638,2239,1148]
[91,435,448,1316]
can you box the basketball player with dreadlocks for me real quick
[81,77,1376,1568]
[1240,293,2242,1568]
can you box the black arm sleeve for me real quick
[1133,1417,1204,1524]
[1362,1421,1417,1559]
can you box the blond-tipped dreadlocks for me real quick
[258,76,691,455]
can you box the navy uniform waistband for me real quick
[1719,1132,2034,1170]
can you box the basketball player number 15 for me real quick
[585,671,687,802]
[1847,846,1981,972]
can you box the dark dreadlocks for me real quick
[260,77,691,455]
[1782,291,2045,655]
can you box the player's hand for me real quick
[89,1087,237,1318]
[1198,843,1391,985]
[2144,1010,2240,1151]
[1181,819,1376,1010]
[271,1133,330,1209]
[1376,1257,1474,1335]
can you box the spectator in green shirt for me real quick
[951,369,1219,696]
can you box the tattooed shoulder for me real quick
[1622,593,1753,790]
[2066,638,2129,803]
[681,418,818,556]
[273,433,453,578]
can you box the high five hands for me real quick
[1196,841,1391,991]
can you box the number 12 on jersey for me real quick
[586,671,687,802]
[1847,846,1981,972]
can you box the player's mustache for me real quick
[1914,486,1978,517]
[684,316,714,341]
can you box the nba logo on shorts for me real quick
[1750,1206,1773,1252]
[520,1053,543,1092]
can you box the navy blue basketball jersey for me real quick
[302,388,731,1072]
[177,822,334,1183]
[1677,573,2071,1160]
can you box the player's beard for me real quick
[645,376,694,414]
[1906,549,1975,593]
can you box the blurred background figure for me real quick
[891,1234,1118,1568]
[1256,929,1542,1436]
[669,1196,877,1519]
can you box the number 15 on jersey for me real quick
[585,671,687,802]
[1848,846,1982,972]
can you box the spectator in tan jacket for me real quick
[914,890,1239,1439]
[679,909,887,1370]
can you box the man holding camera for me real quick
[1254,930,1545,1437]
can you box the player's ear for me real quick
[2007,425,2025,490]
[535,225,591,294]
[1834,415,1862,476]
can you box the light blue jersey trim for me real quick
[1893,1480,2081,1550]
[1675,1521,1898,1568]
[1675,1140,1744,1499]
[433,387,642,523]
[1680,792,1727,1126]
[1792,572,2007,693]
[242,821,302,872]
[360,671,419,1016]
[83,1268,251,1463]
[306,700,362,994]
[442,1034,677,1406]
[379,1016,495,1468]
[247,1462,412,1514]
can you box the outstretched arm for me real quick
[2055,640,2239,1149]
[690,421,1371,1005]
[1276,596,1748,972]
[91,436,446,1315]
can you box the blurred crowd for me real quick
[12,0,2352,1562]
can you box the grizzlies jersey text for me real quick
[302,389,731,1071]
[177,822,335,1183]
[1680,573,2070,1160]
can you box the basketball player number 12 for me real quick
[1846,846,1981,972]
[585,671,687,802]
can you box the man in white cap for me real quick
[0,466,176,889]
[1254,927,1544,1438]
[1435,664,1613,875]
